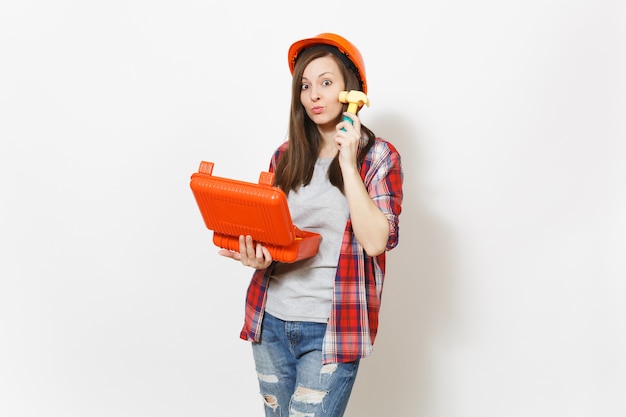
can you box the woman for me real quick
[219,33,403,417]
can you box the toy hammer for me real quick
[338,90,370,128]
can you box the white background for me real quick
[1,1,624,416]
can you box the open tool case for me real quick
[190,161,321,263]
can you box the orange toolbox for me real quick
[190,161,321,263]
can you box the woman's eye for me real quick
[322,80,332,86]
[301,84,309,90]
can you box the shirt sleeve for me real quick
[362,139,404,250]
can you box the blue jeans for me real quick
[251,313,360,417]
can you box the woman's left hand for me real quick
[334,112,391,256]
[335,112,361,170]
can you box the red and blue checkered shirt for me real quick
[239,136,403,364]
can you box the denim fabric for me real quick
[252,313,360,417]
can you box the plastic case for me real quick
[190,161,321,263]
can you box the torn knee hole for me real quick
[293,386,327,404]
[321,363,338,375]
[257,372,279,383]
[262,394,279,409]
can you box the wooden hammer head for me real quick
[338,90,370,111]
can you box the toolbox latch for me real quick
[197,161,214,175]
[258,171,274,186]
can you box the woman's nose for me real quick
[309,86,320,101]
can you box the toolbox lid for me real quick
[190,161,298,246]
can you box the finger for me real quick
[218,249,241,260]
[337,122,352,135]
[245,235,257,258]
[261,246,273,263]
[255,242,264,259]
[238,235,246,254]
[239,235,255,266]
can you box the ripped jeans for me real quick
[251,312,360,417]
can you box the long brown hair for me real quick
[274,47,375,194]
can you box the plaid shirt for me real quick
[239,136,403,364]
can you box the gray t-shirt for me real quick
[265,157,349,323]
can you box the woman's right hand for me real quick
[218,235,273,269]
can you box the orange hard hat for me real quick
[288,33,367,94]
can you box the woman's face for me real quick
[300,55,345,129]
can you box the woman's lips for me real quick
[311,106,324,114]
